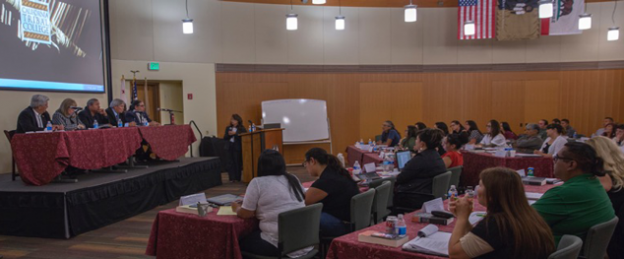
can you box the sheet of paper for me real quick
[422,198,444,213]
[525,192,543,200]
[179,193,207,206]
[217,206,237,216]
[516,169,526,177]
[404,232,451,256]
[364,163,376,173]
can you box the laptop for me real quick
[357,172,381,181]
[396,151,411,170]
[206,194,243,206]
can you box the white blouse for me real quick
[540,135,567,155]
[480,133,506,147]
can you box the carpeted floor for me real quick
[0,166,315,259]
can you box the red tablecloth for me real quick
[363,152,384,166]
[11,128,142,186]
[146,208,258,259]
[461,151,554,187]
[346,145,366,167]
[139,125,196,161]
[326,184,558,259]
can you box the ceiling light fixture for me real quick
[312,0,326,4]
[335,0,345,30]
[464,20,475,36]
[404,0,417,22]
[182,0,193,34]
[538,0,553,19]
[286,0,298,31]
[607,0,619,41]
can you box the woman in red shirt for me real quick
[502,121,518,140]
[442,132,469,168]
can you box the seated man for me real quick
[537,119,548,140]
[514,123,543,153]
[78,98,110,128]
[561,118,576,138]
[125,100,160,126]
[106,98,136,127]
[16,94,63,133]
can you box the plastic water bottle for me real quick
[248,125,252,132]
[448,185,458,200]
[359,139,364,145]
[142,117,148,127]
[382,155,394,172]
[396,214,407,237]
[368,139,373,145]
[251,123,256,132]
[45,121,53,132]
[372,141,377,152]
[504,147,513,157]
[527,167,535,177]
[117,119,123,128]
[353,161,361,175]
[573,132,578,139]
[93,120,99,129]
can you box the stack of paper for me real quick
[402,232,451,256]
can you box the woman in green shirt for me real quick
[400,125,418,153]
[532,142,615,244]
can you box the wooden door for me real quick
[524,80,560,126]
[492,81,525,133]
[135,83,161,123]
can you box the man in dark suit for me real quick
[125,100,160,126]
[105,98,136,127]
[16,94,63,133]
[78,98,110,128]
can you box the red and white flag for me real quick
[120,75,128,104]
[541,0,584,35]
[458,0,496,40]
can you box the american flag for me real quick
[132,78,138,100]
[458,0,495,40]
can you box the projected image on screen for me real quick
[0,0,105,92]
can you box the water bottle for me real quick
[248,125,252,132]
[573,132,578,139]
[396,214,407,237]
[93,120,99,129]
[448,185,458,200]
[504,147,513,157]
[466,186,475,199]
[45,121,53,132]
[359,139,364,145]
[142,117,148,127]
[368,139,373,145]
[353,161,361,175]
[251,123,256,132]
[372,141,377,152]
[117,119,123,128]
[382,154,394,172]
[527,167,535,177]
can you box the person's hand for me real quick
[449,198,458,215]
[53,125,64,131]
[149,121,161,127]
[453,196,473,219]
[128,122,137,127]
[228,130,236,136]
[77,124,85,130]
[98,109,106,116]
[533,150,544,155]
[231,200,242,212]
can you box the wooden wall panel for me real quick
[216,69,624,164]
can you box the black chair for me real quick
[3,130,18,181]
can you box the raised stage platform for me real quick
[0,157,222,239]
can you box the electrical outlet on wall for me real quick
[205,130,210,136]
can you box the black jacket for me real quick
[106,107,128,125]
[223,125,246,150]
[395,149,447,194]
[78,108,109,128]
[16,106,51,133]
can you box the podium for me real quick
[240,128,284,182]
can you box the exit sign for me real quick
[148,62,160,71]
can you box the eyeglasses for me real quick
[553,154,573,163]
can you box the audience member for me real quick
[537,119,548,140]
[585,137,624,259]
[125,100,160,126]
[394,129,447,210]
[533,142,615,244]
[400,125,418,153]
[415,122,427,131]
[17,94,62,133]
[514,124,543,153]
[551,118,561,124]
[233,150,311,257]
[501,122,517,140]
[304,148,359,237]
[78,98,109,128]
[602,122,616,138]
[52,98,85,131]
[378,120,401,146]
[614,124,624,147]
[479,120,506,147]
[106,99,135,126]
[464,120,483,145]
[448,167,555,259]
[442,132,468,168]
[434,122,450,136]
[534,124,567,158]
[450,120,465,135]
[561,119,576,138]
[596,117,615,136]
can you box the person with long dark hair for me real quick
[501,122,517,140]
[448,167,555,258]
[434,122,450,136]
[400,125,418,153]
[223,114,246,182]
[534,124,567,158]
[233,150,310,257]
[394,129,447,210]
[603,123,617,138]
[450,120,465,134]
[533,142,615,244]
[442,132,468,168]
[479,120,506,147]
[464,120,483,145]
[415,122,427,131]
[378,120,401,146]
[304,148,359,237]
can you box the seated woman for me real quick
[378,121,401,147]
[534,124,567,158]
[400,125,418,153]
[448,167,555,259]
[304,148,360,237]
[415,122,427,131]
[613,124,624,147]
[434,122,450,136]
[464,120,483,145]
[52,98,85,131]
[442,132,468,168]
[479,120,506,147]
[532,142,615,244]
[233,150,310,257]
[450,120,465,135]
[603,123,616,139]
[394,129,447,210]
[585,137,624,259]
[501,122,517,140]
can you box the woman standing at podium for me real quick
[224,114,246,182]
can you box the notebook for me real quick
[402,227,451,257]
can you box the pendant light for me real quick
[286,0,298,31]
[538,0,553,19]
[404,0,417,23]
[182,0,193,34]
[312,0,326,4]
[335,0,345,30]
[578,2,591,31]
[464,20,475,36]
[607,0,619,41]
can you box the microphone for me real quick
[248,120,254,125]
[70,106,83,110]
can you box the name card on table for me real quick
[359,144,370,151]
[422,198,444,213]
[179,193,207,206]
[364,163,377,173]
[516,169,526,177]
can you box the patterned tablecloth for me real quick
[346,145,366,167]
[146,208,258,259]
[138,125,197,161]
[461,151,555,187]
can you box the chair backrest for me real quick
[448,166,463,188]
[432,171,452,199]
[350,188,376,231]
[372,181,392,223]
[278,203,323,255]
[582,216,619,259]
[548,235,583,259]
